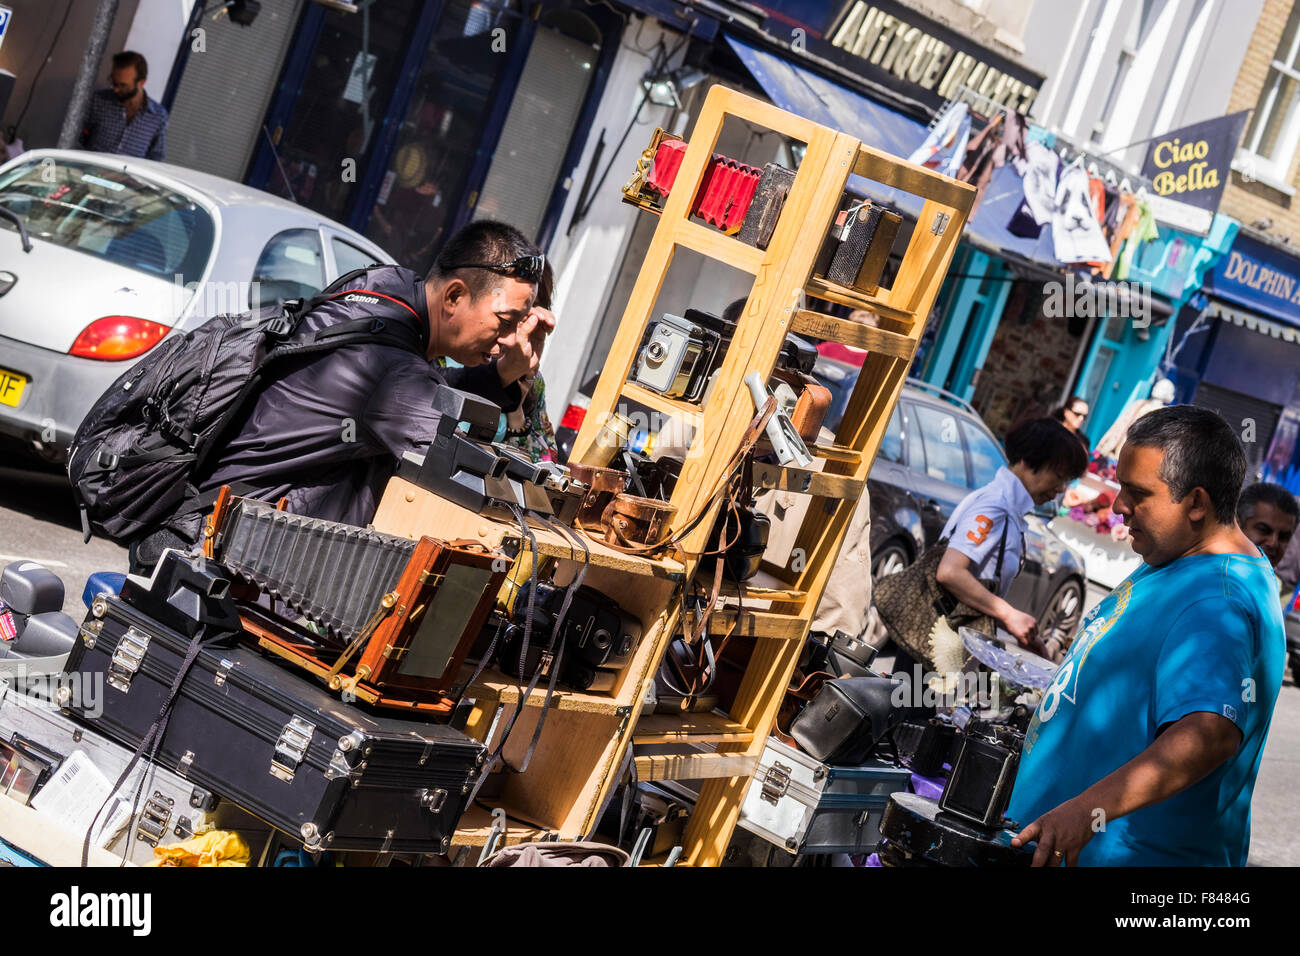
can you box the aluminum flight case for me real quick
[64,594,485,854]
[0,679,269,865]
[738,736,911,856]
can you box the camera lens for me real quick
[592,627,612,650]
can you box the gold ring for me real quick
[1053,849,1064,858]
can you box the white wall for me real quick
[540,16,683,419]
[123,0,196,96]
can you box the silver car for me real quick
[0,149,392,463]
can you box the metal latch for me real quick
[214,659,233,687]
[107,626,150,694]
[419,788,448,814]
[761,761,792,805]
[271,715,316,782]
[135,791,174,846]
[931,211,950,235]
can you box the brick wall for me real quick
[1220,0,1300,242]
[971,282,1088,438]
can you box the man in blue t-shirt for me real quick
[1009,406,1285,866]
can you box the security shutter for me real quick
[472,26,597,240]
[165,0,304,182]
[1191,382,1281,479]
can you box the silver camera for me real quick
[632,312,721,403]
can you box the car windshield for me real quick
[0,158,215,285]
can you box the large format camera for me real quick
[496,582,642,691]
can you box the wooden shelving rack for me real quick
[372,85,973,864]
[566,86,974,866]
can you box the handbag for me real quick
[789,674,905,765]
[871,522,1008,670]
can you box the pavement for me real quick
[0,465,1296,864]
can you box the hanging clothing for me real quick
[1007,139,1058,238]
[1112,200,1158,281]
[1085,175,1111,270]
[1101,192,1141,280]
[909,102,970,179]
[956,108,1028,216]
[1052,165,1112,264]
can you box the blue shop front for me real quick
[1168,231,1300,487]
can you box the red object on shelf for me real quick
[721,163,761,232]
[646,139,687,196]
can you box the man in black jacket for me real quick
[131,220,554,570]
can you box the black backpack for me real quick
[67,266,426,544]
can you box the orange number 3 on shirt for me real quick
[967,514,994,546]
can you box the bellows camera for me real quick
[632,312,722,403]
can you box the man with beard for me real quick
[81,52,169,161]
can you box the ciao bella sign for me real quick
[1141,112,1250,214]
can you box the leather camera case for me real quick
[789,675,904,765]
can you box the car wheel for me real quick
[1039,577,1084,648]
[871,541,910,583]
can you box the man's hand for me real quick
[496,306,555,385]
[1011,795,1098,866]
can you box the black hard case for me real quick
[64,595,484,854]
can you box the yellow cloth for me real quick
[149,830,250,867]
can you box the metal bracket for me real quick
[135,791,174,846]
[214,658,234,687]
[107,626,150,694]
[178,750,195,775]
[270,715,315,783]
[931,211,951,235]
[79,619,102,650]
[760,761,792,805]
[419,788,448,814]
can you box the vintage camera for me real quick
[938,720,1024,830]
[399,386,587,522]
[632,312,722,403]
[497,582,641,691]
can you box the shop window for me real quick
[362,0,527,270]
[1240,5,1300,184]
[915,404,969,487]
[267,1,424,222]
[253,228,325,305]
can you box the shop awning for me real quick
[724,34,1065,272]
[1208,300,1300,343]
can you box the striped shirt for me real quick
[82,89,168,161]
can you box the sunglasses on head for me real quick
[442,254,546,283]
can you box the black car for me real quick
[816,358,1088,648]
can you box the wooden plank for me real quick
[752,460,866,498]
[463,663,625,714]
[634,752,759,782]
[373,478,684,581]
[452,803,548,848]
[708,607,806,640]
[809,443,862,466]
[852,144,977,210]
[675,219,765,274]
[718,580,807,604]
[619,382,704,428]
[804,276,914,330]
[633,712,755,746]
[791,309,916,359]
[709,85,823,144]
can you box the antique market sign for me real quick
[828,0,1041,114]
[1141,112,1250,215]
